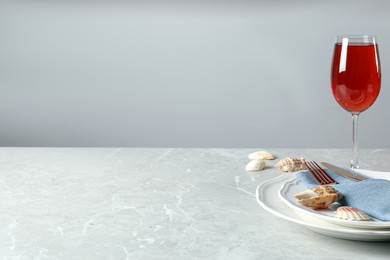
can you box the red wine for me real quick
[331,43,381,113]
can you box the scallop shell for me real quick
[248,151,275,160]
[245,159,266,171]
[335,206,372,221]
[275,157,307,172]
[294,185,342,209]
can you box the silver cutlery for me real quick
[305,161,337,185]
[321,162,367,181]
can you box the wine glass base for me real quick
[350,162,359,169]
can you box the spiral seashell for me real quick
[275,157,307,172]
[335,206,372,221]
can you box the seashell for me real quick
[248,151,275,160]
[294,185,342,209]
[294,185,342,200]
[335,206,372,221]
[245,159,266,171]
[275,157,307,172]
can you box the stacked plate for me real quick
[256,170,390,241]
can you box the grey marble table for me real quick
[1,148,390,259]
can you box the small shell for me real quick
[275,157,307,172]
[248,151,275,160]
[335,206,372,221]
[245,159,266,171]
[294,185,342,209]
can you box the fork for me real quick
[305,161,338,185]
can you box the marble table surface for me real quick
[1,148,390,259]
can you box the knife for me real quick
[320,162,368,181]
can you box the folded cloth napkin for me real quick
[296,170,390,221]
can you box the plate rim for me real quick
[255,174,390,241]
[278,177,390,229]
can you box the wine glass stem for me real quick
[351,113,360,169]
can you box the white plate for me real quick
[256,174,390,241]
[278,177,390,229]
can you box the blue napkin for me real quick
[296,170,390,221]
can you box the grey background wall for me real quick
[1,0,389,148]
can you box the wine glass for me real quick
[331,34,381,169]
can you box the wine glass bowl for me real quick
[331,35,381,168]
